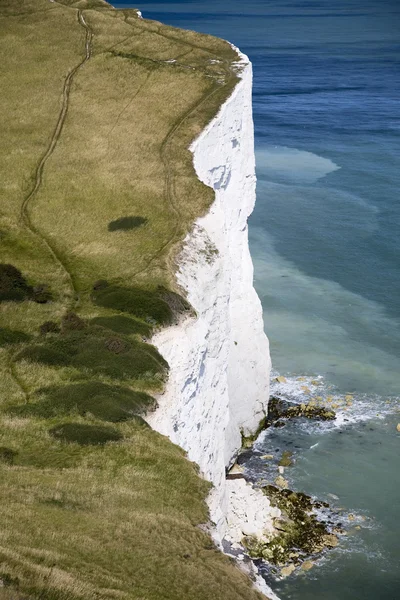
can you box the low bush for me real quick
[158,285,192,316]
[12,382,157,422]
[0,327,30,347]
[49,423,123,445]
[0,447,17,465]
[39,321,60,335]
[108,216,147,231]
[0,264,32,302]
[61,311,86,332]
[90,315,152,337]
[31,284,52,304]
[15,327,168,382]
[91,283,174,325]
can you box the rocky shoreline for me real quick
[226,388,346,581]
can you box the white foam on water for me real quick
[255,145,340,184]
[268,371,399,434]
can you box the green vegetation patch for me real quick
[12,381,157,422]
[15,326,168,383]
[0,264,32,302]
[91,282,174,325]
[0,328,30,347]
[0,447,17,465]
[49,422,123,445]
[0,264,51,304]
[108,216,148,231]
[90,315,152,338]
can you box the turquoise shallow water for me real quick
[116,1,400,598]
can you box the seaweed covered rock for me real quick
[10,381,157,422]
[243,484,339,567]
[49,423,123,445]
[267,396,336,426]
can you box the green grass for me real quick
[49,422,123,445]
[11,381,157,422]
[15,326,168,385]
[89,315,152,337]
[0,1,265,599]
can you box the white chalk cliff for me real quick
[147,48,277,596]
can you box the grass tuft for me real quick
[10,382,157,422]
[0,328,31,347]
[91,283,174,325]
[49,422,123,445]
[89,315,152,338]
[15,327,168,383]
[61,312,86,332]
[0,447,17,465]
[39,321,60,336]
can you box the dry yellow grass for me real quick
[0,1,265,599]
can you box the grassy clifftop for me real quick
[0,1,264,599]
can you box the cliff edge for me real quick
[148,47,274,552]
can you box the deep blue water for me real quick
[115,2,400,599]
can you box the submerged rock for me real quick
[280,563,295,578]
[275,475,289,488]
[279,451,294,467]
[301,560,314,571]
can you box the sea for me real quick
[114,2,400,598]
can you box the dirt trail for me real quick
[20,9,93,309]
[12,10,93,400]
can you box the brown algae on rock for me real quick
[243,484,340,568]
[279,450,294,467]
[268,396,336,425]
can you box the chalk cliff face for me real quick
[147,50,272,541]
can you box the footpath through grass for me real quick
[0,0,265,598]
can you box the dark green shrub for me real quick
[0,447,17,465]
[104,337,131,354]
[32,284,52,304]
[0,327,30,347]
[49,423,123,445]
[157,285,192,316]
[61,311,86,332]
[17,345,68,366]
[15,327,168,381]
[39,321,60,335]
[90,315,152,337]
[0,263,32,302]
[91,284,173,325]
[0,572,19,588]
[108,216,147,231]
[11,381,157,422]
